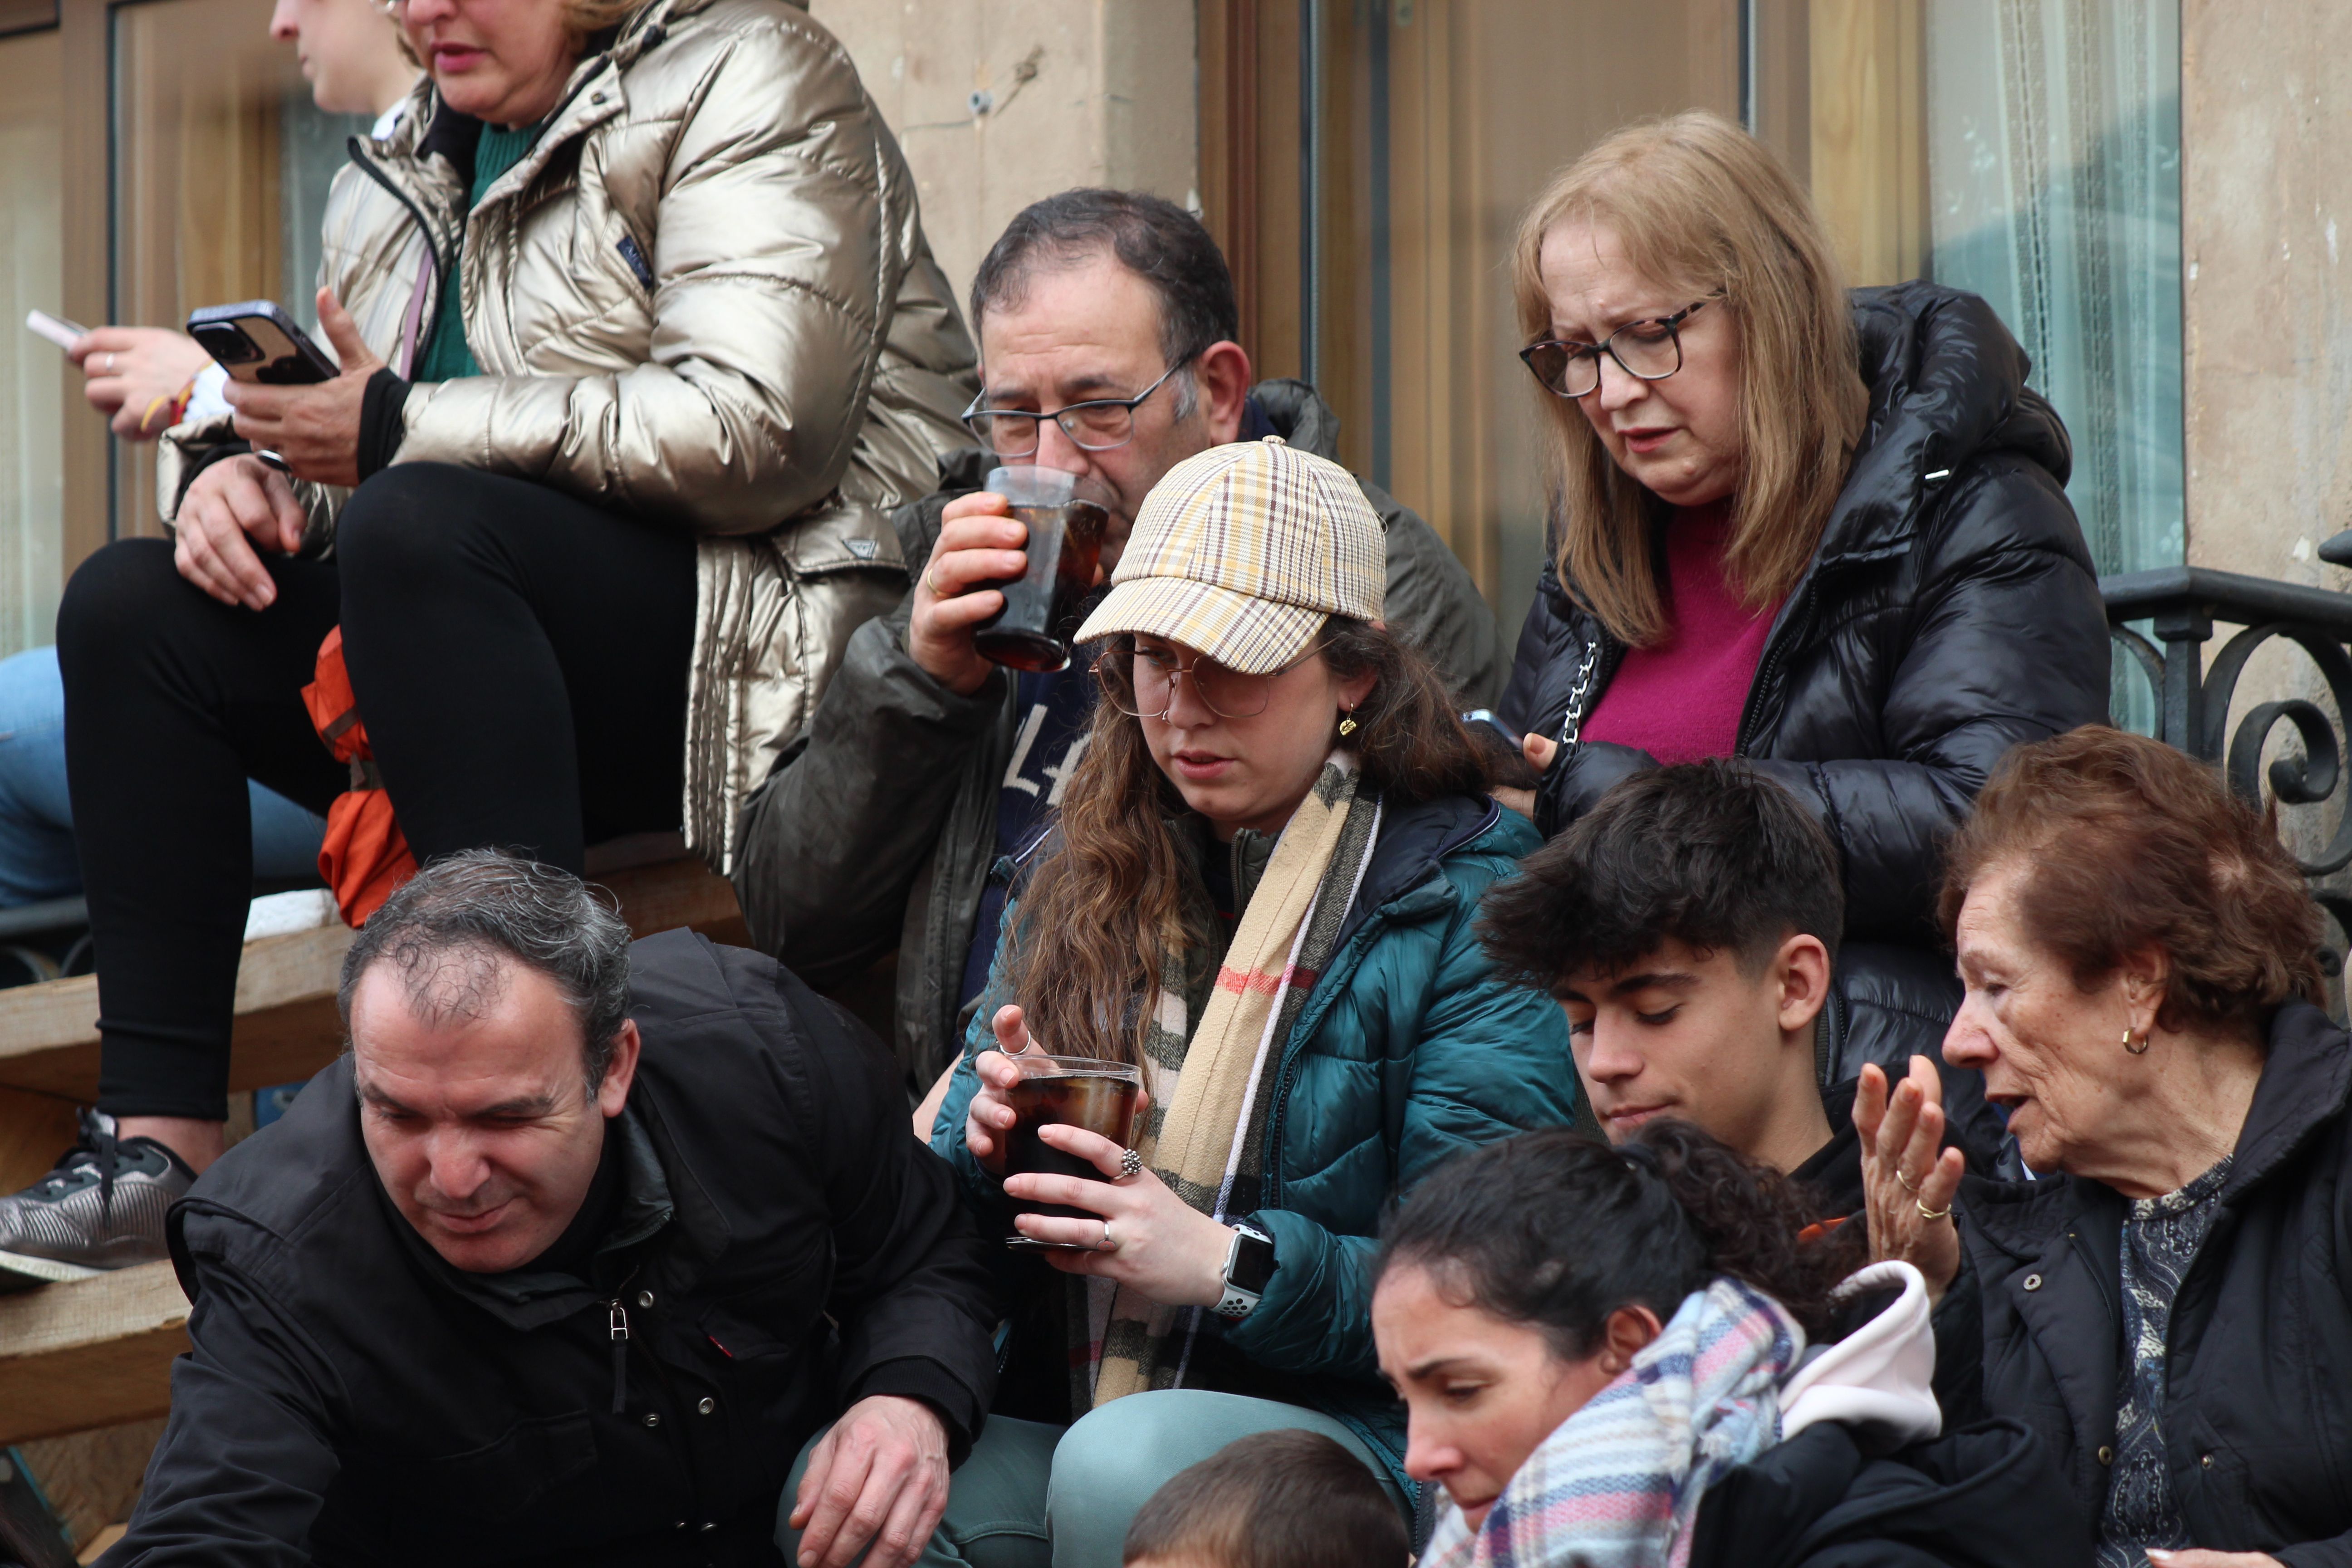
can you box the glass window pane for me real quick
[0,26,64,660]
[111,0,369,537]
[1925,0,2184,578]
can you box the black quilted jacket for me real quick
[1498,281,2111,1096]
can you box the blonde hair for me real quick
[562,0,653,48]
[1513,110,1868,647]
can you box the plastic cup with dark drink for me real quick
[973,465,1115,674]
[1001,1052,1143,1248]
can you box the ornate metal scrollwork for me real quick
[2197,622,2352,875]
[2102,568,2352,980]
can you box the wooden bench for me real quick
[0,842,748,1447]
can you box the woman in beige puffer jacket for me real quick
[47,0,972,1200]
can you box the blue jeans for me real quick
[777,1392,1402,1568]
[0,646,324,908]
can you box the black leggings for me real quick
[57,463,698,1120]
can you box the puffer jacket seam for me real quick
[1807,761,1846,858]
[660,268,878,329]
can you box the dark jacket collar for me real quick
[1333,792,1501,952]
[1794,1078,1863,1221]
[1246,379,1345,459]
[416,1107,678,1329]
[2220,999,2352,1200]
[1808,282,2073,571]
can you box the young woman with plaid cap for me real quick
[877,437,1578,1568]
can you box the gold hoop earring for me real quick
[1337,710,1357,738]
[2123,1026,2151,1056]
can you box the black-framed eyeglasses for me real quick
[1092,638,1332,721]
[962,360,1191,457]
[1518,299,1712,399]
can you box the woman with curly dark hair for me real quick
[914,436,1578,1568]
[1375,1122,2085,1568]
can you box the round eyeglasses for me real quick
[1093,641,1330,721]
[962,361,1190,458]
[1518,299,1712,400]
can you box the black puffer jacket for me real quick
[1936,1001,2352,1565]
[1687,1419,2091,1568]
[1499,281,2110,1093]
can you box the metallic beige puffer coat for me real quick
[158,0,976,870]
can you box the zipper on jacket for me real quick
[608,1298,630,1415]
[1732,582,1815,758]
[345,137,452,371]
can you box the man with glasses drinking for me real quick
[730,188,1499,1112]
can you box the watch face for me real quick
[1229,1228,1277,1295]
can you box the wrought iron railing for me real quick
[2103,555,2352,962]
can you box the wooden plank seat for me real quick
[0,1262,189,1446]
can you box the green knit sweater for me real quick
[414,119,543,383]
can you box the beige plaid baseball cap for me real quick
[1074,437,1385,674]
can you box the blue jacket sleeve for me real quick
[1224,882,1581,1380]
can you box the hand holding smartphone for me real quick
[25,309,87,351]
[186,301,338,387]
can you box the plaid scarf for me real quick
[1081,753,1381,1407]
[1421,1277,1804,1568]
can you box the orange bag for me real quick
[300,627,418,927]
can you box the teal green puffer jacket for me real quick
[932,791,1581,1489]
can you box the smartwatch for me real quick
[1214,1222,1277,1320]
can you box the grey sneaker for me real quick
[0,1109,195,1268]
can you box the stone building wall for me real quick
[809,0,1199,313]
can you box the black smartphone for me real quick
[1462,709,1542,790]
[186,301,338,386]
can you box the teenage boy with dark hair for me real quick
[1481,760,1966,1214]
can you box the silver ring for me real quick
[103,353,116,374]
[1119,1148,1143,1179]
[1098,1220,1116,1252]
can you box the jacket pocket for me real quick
[355,1411,597,1523]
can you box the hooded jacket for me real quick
[1934,1000,2352,1566]
[1499,282,2110,1096]
[732,382,1504,1094]
[156,0,978,872]
[1686,1419,2092,1568]
[933,791,1581,1491]
[112,932,999,1568]
[1680,1266,2087,1568]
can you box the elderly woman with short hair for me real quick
[24,0,971,1264]
[1495,109,2112,1100]
[1863,725,2349,1568]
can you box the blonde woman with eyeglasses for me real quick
[1494,109,2110,1127]
[898,436,1578,1568]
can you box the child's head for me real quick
[1479,760,1842,1160]
[1121,1429,1408,1568]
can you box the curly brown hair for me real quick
[1375,1120,1863,1352]
[1006,618,1490,1070]
[1940,726,2327,1034]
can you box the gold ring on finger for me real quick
[1895,1168,1921,1196]
[1916,1200,1952,1222]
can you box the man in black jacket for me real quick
[1478,760,1997,1215]
[113,851,999,1568]
[730,189,1500,1107]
